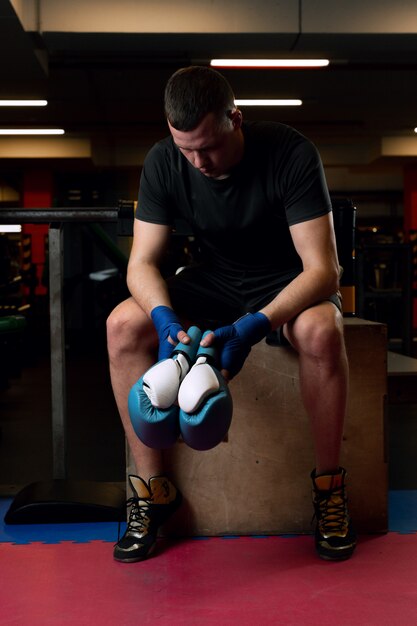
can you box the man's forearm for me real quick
[127,261,172,318]
[259,266,340,330]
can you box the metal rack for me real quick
[356,242,413,355]
[0,206,132,523]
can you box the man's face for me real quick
[168,111,243,179]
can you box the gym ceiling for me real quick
[1,0,417,194]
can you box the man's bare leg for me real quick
[285,302,356,560]
[285,301,348,474]
[107,297,183,563]
[107,296,164,480]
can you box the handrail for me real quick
[0,206,121,223]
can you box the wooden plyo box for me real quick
[127,318,388,535]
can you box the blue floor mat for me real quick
[388,490,417,534]
[2,491,417,544]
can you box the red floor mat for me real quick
[1,534,416,626]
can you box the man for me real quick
[107,65,356,563]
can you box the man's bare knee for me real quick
[107,298,157,359]
[287,303,344,359]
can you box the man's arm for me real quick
[259,212,340,329]
[127,218,171,314]
[127,218,189,346]
[202,212,340,379]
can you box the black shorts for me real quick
[167,264,342,346]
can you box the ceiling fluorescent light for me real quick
[0,100,48,107]
[0,129,65,135]
[0,225,22,233]
[211,59,329,68]
[235,99,302,106]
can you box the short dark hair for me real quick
[164,65,235,131]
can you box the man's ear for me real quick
[228,108,243,129]
[231,109,243,130]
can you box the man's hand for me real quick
[201,312,271,379]
[151,305,189,360]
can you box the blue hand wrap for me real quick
[151,305,183,360]
[213,312,271,378]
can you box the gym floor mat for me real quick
[1,533,417,626]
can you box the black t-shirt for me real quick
[137,121,332,280]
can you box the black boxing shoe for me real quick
[311,467,357,561]
[113,474,182,563]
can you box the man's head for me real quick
[165,66,244,179]
[164,65,236,131]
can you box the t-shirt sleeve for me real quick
[136,144,174,226]
[281,138,332,226]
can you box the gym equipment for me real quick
[332,197,356,316]
[178,331,233,451]
[128,326,202,449]
[0,315,27,390]
[0,206,131,524]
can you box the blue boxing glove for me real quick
[128,326,202,449]
[213,312,272,379]
[151,305,184,360]
[178,332,233,451]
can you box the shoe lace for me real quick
[116,495,152,542]
[314,486,348,534]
